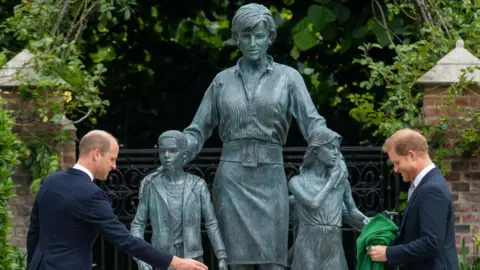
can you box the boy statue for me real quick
[130,130,228,270]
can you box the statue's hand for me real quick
[333,157,348,188]
[138,261,153,270]
[218,258,228,270]
[362,216,372,227]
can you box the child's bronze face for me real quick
[158,137,185,170]
[316,140,340,167]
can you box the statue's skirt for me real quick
[213,140,289,266]
[290,225,347,270]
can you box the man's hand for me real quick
[218,258,228,270]
[169,256,208,270]
[367,245,387,262]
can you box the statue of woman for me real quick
[181,3,348,270]
[288,126,370,270]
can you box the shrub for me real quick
[0,97,28,269]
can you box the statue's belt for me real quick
[221,140,283,167]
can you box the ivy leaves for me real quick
[0,99,28,268]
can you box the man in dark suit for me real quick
[368,128,459,270]
[26,130,208,270]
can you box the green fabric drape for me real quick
[356,214,399,270]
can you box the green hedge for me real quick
[0,98,27,269]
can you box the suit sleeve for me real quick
[386,186,448,265]
[83,190,173,270]
[26,197,40,267]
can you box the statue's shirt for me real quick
[163,180,185,245]
[295,177,347,227]
[184,56,326,147]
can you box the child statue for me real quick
[130,130,228,270]
[288,126,370,270]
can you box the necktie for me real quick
[407,183,415,202]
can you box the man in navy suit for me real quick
[26,130,208,270]
[368,128,459,269]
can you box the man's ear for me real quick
[92,149,100,161]
[407,150,417,160]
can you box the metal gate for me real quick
[92,146,400,269]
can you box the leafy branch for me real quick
[0,98,28,268]
[0,0,136,192]
[349,0,480,174]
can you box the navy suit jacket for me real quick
[386,167,459,270]
[26,168,173,270]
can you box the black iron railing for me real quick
[92,146,400,270]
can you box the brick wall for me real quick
[423,85,480,257]
[1,89,77,249]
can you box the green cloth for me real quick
[356,214,399,270]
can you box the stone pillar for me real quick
[417,40,480,257]
[0,49,77,248]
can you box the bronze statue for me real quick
[288,126,370,270]
[130,130,228,270]
[181,3,350,269]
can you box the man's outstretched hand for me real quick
[170,257,208,270]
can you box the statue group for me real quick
[130,3,370,270]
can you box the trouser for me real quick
[230,264,285,270]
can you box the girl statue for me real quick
[288,126,370,270]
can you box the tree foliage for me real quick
[75,0,399,147]
[0,97,28,269]
[349,0,480,172]
[0,0,136,192]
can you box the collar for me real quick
[412,163,436,188]
[156,167,188,179]
[73,163,94,181]
[233,55,275,74]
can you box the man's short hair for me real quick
[78,130,115,157]
[382,128,429,156]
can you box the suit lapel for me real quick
[152,174,170,209]
[153,172,196,213]
[182,174,198,211]
[399,168,439,232]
